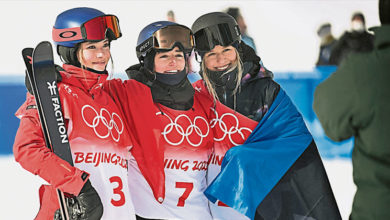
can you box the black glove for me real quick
[53,180,103,220]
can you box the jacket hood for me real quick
[125,63,155,85]
[238,41,261,78]
[125,63,142,77]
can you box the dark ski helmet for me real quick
[191,12,241,53]
[52,7,122,65]
[136,21,194,63]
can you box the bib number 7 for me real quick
[175,182,194,207]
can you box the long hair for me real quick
[201,47,243,102]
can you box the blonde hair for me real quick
[201,47,243,103]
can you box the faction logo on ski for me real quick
[47,81,68,144]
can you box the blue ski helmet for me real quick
[136,21,194,61]
[52,7,121,65]
[53,7,121,48]
[54,7,103,48]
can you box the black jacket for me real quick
[214,70,280,122]
[329,30,374,65]
[314,25,390,220]
[200,41,280,122]
[126,64,195,111]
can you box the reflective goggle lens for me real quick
[53,15,121,43]
[82,15,121,40]
[194,23,238,52]
[153,25,194,51]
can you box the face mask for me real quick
[351,21,365,32]
[150,69,195,111]
[206,66,238,90]
[155,68,187,86]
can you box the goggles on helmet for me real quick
[53,15,121,43]
[194,23,241,52]
[137,25,194,56]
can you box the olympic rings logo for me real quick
[156,112,210,147]
[210,108,252,146]
[81,105,124,142]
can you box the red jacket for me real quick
[104,79,257,219]
[13,65,133,219]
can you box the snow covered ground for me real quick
[0,155,355,219]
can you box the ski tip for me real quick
[33,41,54,63]
[22,48,34,66]
[22,48,34,56]
[35,41,53,52]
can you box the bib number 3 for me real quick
[110,176,125,206]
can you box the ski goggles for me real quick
[137,25,194,55]
[194,23,241,52]
[53,15,121,43]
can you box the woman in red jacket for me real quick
[13,7,136,220]
[104,21,258,220]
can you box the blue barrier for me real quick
[274,66,353,159]
[0,68,353,159]
[0,76,27,154]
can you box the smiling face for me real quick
[203,45,237,72]
[154,46,185,74]
[78,39,111,71]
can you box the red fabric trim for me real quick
[52,27,83,42]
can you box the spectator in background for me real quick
[225,7,257,53]
[316,23,337,66]
[313,0,390,219]
[166,10,176,22]
[329,12,374,65]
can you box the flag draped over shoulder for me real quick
[204,89,341,220]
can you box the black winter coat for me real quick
[314,25,390,220]
[200,41,280,122]
[329,30,374,65]
[214,72,279,122]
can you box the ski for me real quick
[22,42,73,220]
[22,48,51,148]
